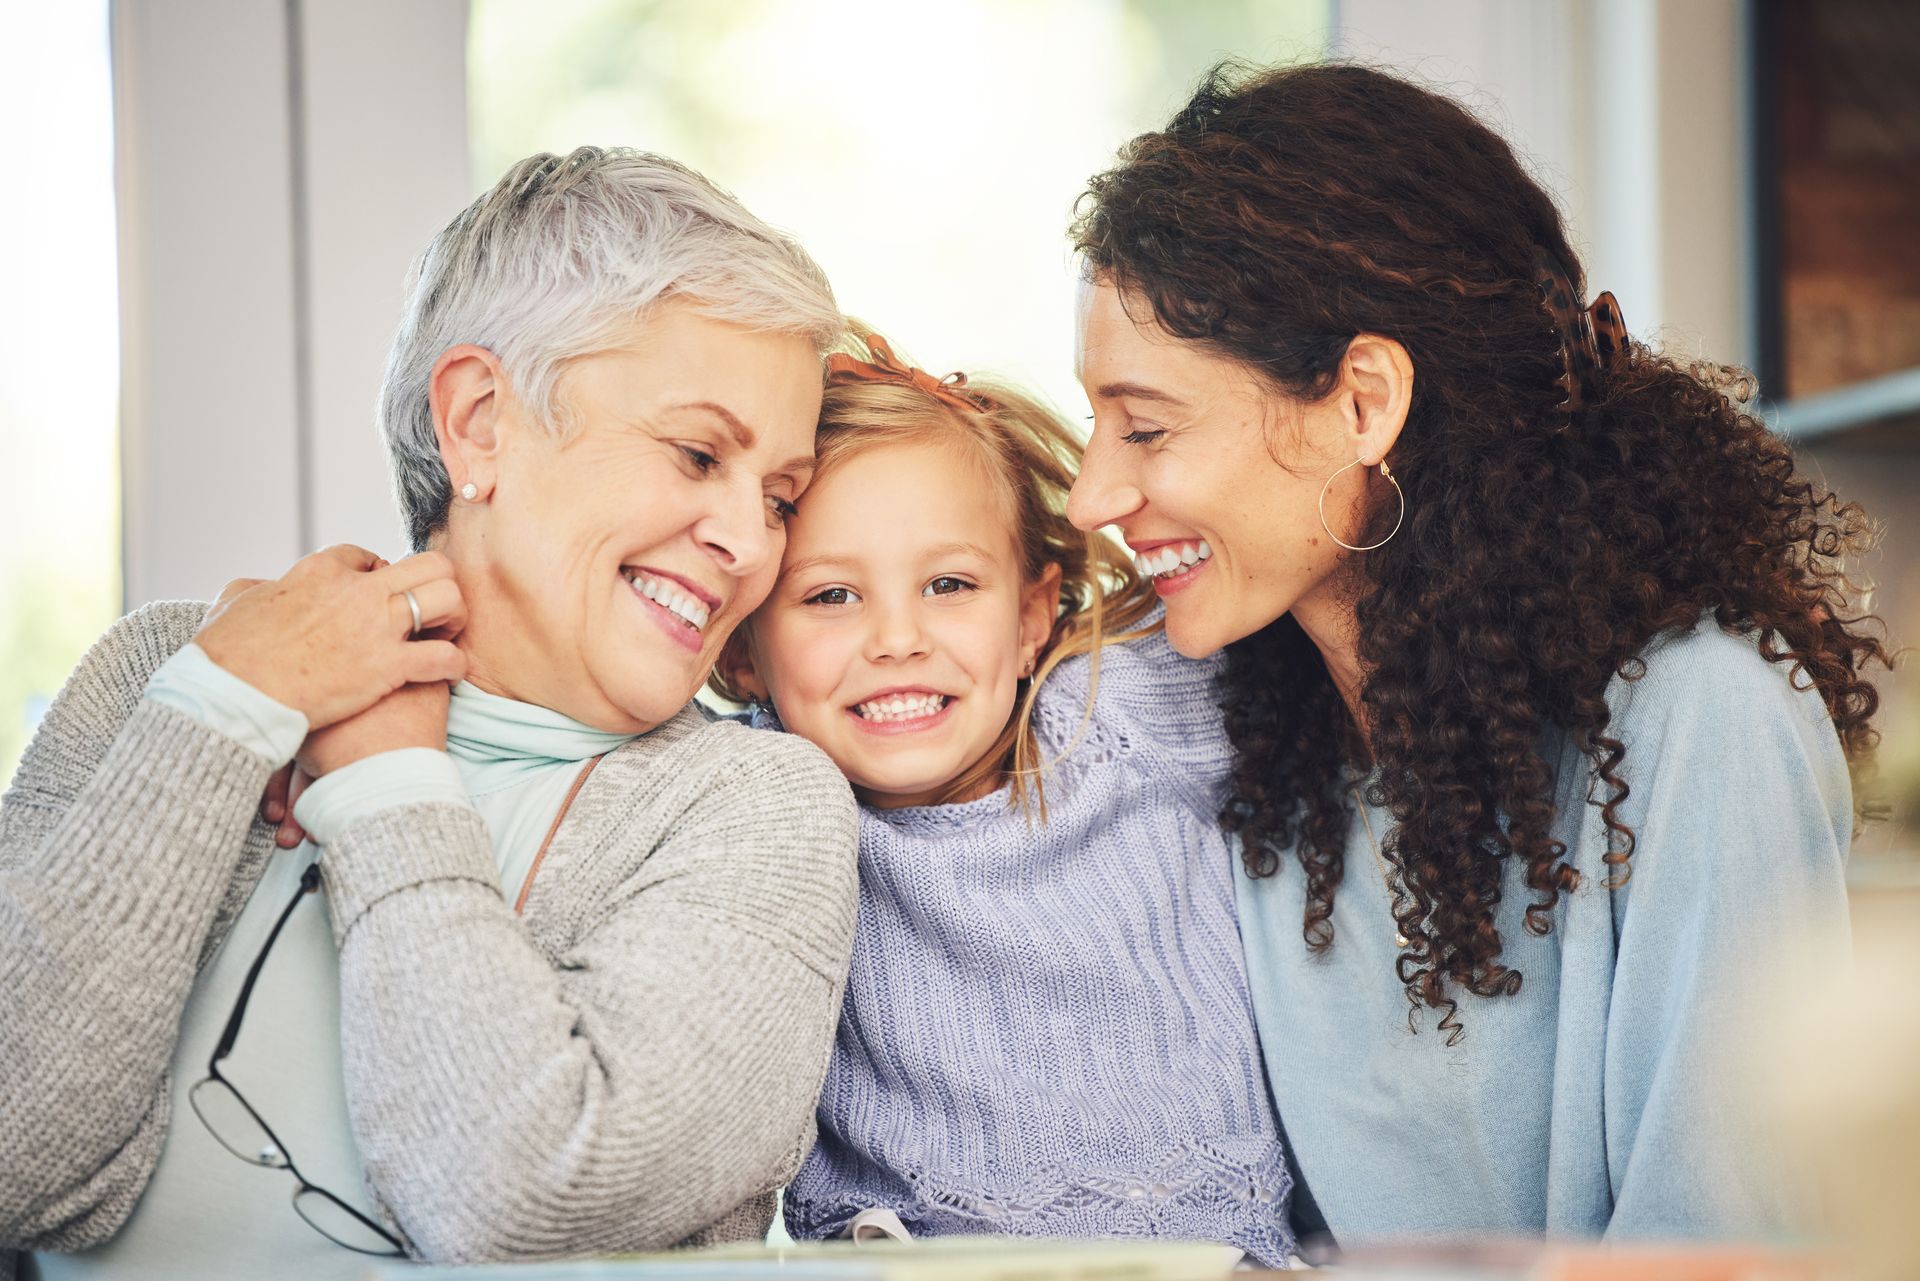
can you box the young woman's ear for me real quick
[1339,333,1414,466]
[716,631,770,703]
[1017,564,1066,676]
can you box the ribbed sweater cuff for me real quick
[317,802,496,943]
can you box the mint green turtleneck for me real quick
[296,680,638,902]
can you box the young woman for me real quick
[1067,63,1886,1244]
[715,334,1297,1265]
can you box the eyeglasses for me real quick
[188,862,406,1257]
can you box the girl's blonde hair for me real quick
[711,327,1158,815]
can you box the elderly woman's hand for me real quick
[296,679,453,779]
[196,544,467,731]
[255,678,457,848]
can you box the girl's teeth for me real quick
[857,694,948,722]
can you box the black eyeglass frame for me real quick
[187,861,407,1257]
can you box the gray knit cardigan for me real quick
[0,600,859,1271]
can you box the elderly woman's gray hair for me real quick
[380,147,842,551]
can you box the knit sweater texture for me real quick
[1236,618,1854,1241]
[0,600,859,1272]
[779,616,1297,1265]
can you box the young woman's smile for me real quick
[1128,536,1215,597]
[1069,279,1375,660]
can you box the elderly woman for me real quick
[1067,65,1884,1245]
[0,148,856,1278]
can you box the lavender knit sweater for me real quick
[777,615,1296,1264]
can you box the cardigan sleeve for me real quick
[1596,625,1853,1240]
[316,721,859,1263]
[0,602,282,1251]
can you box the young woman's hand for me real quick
[195,545,467,731]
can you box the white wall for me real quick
[298,1,473,556]
[1335,0,1751,369]
[112,0,470,607]
[113,0,305,605]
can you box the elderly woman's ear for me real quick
[431,343,508,503]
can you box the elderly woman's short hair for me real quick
[380,147,842,550]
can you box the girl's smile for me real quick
[733,438,1056,809]
[846,685,959,734]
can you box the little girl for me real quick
[713,334,1297,1265]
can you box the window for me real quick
[468,0,1329,423]
[1755,0,1920,859]
[0,2,122,787]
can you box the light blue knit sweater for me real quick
[1236,619,1853,1242]
[775,615,1296,1264]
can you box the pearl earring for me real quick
[460,483,478,501]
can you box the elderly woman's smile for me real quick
[622,566,715,641]
[436,298,826,735]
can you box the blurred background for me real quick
[3,0,1916,876]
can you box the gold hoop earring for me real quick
[1317,457,1405,552]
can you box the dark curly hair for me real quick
[1071,61,1891,1040]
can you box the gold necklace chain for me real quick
[1352,784,1411,949]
